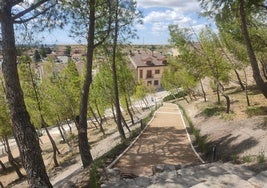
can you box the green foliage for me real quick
[33,50,41,63]
[64,46,71,57]
[242,155,253,163]
[202,106,226,117]
[163,91,186,102]
[134,81,148,100]
[39,59,81,124]
[257,151,265,164]
[18,55,41,127]
[0,77,12,138]
[246,106,267,117]
[89,160,101,188]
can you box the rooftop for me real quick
[129,50,167,68]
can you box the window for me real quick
[147,81,152,86]
[154,80,159,86]
[139,69,143,79]
[147,70,152,78]
[155,70,160,74]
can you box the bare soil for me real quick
[178,82,267,172]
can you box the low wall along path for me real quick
[113,102,203,176]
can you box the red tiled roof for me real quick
[129,50,167,68]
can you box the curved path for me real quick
[113,102,203,177]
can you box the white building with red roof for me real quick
[129,50,167,90]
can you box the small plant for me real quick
[231,154,239,164]
[89,160,102,188]
[242,155,253,163]
[202,106,225,117]
[257,151,265,164]
[246,106,267,117]
[220,112,234,121]
[178,103,208,154]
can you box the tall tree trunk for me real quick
[78,0,95,167]
[222,94,230,114]
[4,136,24,179]
[111,0,126,140]
[239,0,267,98]
[127,94,136,115]
[89,106,99,129]
[125,95,134,125]
[1,6,52,187]
[234,69,245,90]
[95,103,106,136]
[66,119,72,133]
[41,117,60,167]
[243,69,251,106]
[111,103,118,124]
[200,79,207,102]
[121,115,131,133]
[216,84,221,104]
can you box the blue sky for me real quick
[33,0,215,45]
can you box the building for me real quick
[129,50,167,90]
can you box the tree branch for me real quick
[12,0,52,21]
[11,0,23,7]
[13,3,56,24]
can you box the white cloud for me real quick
[137,0,200,12]
[143,10,185,24]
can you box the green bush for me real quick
[163,91,186,102]
[257,151,265,164]
[202,106,225,117]
[246,106,267,117]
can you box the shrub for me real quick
[163,91,186,102]
[246,106,267,117]
[202,106,225,117]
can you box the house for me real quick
[129,50,167,90]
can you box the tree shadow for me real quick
[114,126,202,176]
[205,134,258,162]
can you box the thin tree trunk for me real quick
[77,0,95,167]
[41,117,59,167]
[122,115,131,133]
[57,119,72,150]
[222,94,230,113]
[90,118,98,129]
[4,136,24,179]
[239,0,267,98]
[1,6,52,187]
[95,103,105,136]
[0,160,6,171]
[200,79,207,102]
[216,84,221,104]
[111,104,118,124]
[111,0,126,140]
[182,95,190,103]
[66,119,72,133]
[127,94,136,115]
[89,106,99,129]
[243,69,251,106]
[56,120,66,144]
[125,95,134,125]
[234,69,245,90]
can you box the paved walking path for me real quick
[113,102,203,177]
